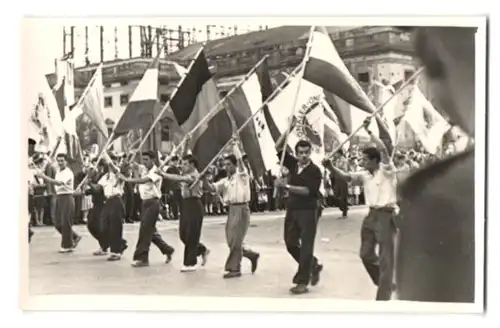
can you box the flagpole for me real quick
[131,46,206,160]
[325,66,426,161]
[274,25,315,198]
[73,63,103,109]
[188,61,305,189]
[157,54,270,168]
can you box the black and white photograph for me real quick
[19,15,486,313]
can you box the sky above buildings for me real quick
[24,20,278,77]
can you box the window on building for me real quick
[345,38,354,47]
[160,94,170,104]
[404,69,415,81]
[120,94,129,106]
[358,72,370,83]
[120,81,129,86]
[104,84,112,89]
[104,96,113,108]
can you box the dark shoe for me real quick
[131,260,149,268]
[311,264,323,286]
[107,253,121,261]
[250,254,260,274]
[201,249,210,266]
[223,271,242,279]
[290,284,309,295]
[72,235,82,249]
[121,242,128,254]
[165,249,175,264]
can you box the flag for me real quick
[368,79,398,142]
[266,73,326,193]
[169,50,230,170]
[79,65,108,139]
[29,75,65,152]
[113,55,161,152]
[225,59,279,177]
[403,86,451,154]
[321,99,350,153]
[303,26,393,152]
[55,55,76,107]
[54,79,82,167]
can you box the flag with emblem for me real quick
[266,72,327,194]
[401,85,451,154]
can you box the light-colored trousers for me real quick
[225,203,251,272]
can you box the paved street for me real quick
[28,206,376,299]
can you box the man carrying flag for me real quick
[274,137,324,295]
[322,117,398,301]
[35,153,82,253]
[117,151,175,267]
[204,136,260,278]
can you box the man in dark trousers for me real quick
[118,151,175,267]
[164,156,182,220]
[91,154,129,260]
[84,159,109,255]
[331,152,350,219]
[275,138,324,295]
[157,154,210,272]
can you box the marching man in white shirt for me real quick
[205,137,260,278]
[117,151,175,267]
[35,154,82,253]
[322,117,398,301]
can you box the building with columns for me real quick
[46,25,427,152]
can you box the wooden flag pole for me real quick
[274,25,315,198]
[325,66,426,161]
[157,54,270,168]
[131,46,206,160]
[73,63,103,109]
[188,61,305,189]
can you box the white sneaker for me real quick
[59,248,73,253]
[93,249,108,256]
[180,265,197,272]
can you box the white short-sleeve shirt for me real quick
[54,167,74,195]
[350,163,397,207]
[138,165,162,200]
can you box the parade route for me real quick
[28,206,376,300]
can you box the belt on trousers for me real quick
[369,205,396,212]
[183,197,200,200]
[142,197,159,201]
[229,202,248,206]
[105,195,122,201]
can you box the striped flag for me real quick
[78,65,108,139]
[303,26,393,153]
[113,55,161,151]
[225,58,279,177]
[169,50,231,170]
[54,78,83,169]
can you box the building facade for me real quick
[46,25,425,152]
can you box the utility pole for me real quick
[128,26,133,58]
[84,26,90,66]
[62,26,66,57]
[99,26,104,62]
[114,26,119,59]
[70,26,75,56]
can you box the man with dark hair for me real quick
[322,118,398,301]
[275,137,324,295]
[205,138,260,278]
[92,153,129,261]
[35,153,82,252]
[157,153,210,272]
[118,151,175,267]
